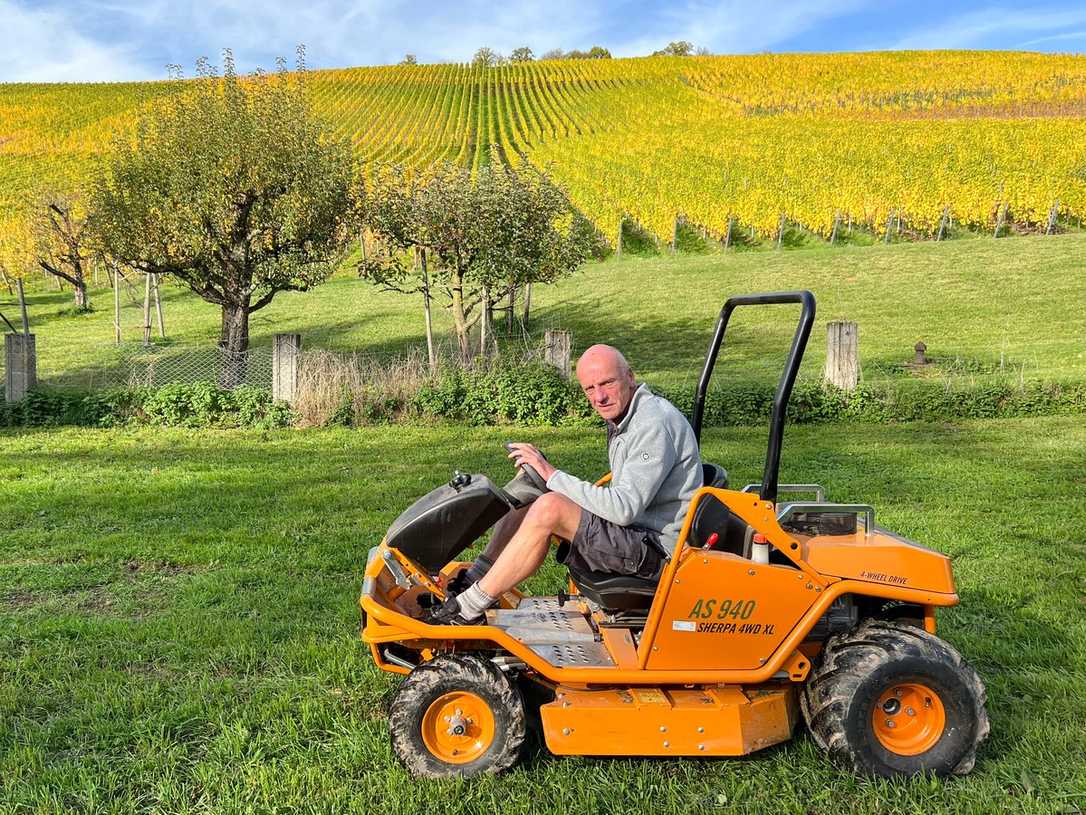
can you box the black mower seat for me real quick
[567,462,732,612]
[567,568,658,612]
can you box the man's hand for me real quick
[506,443,557,483]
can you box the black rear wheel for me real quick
[390,654,526,779]
[801,619,989,777]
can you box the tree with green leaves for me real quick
[357,161,597,359]
[90,51,354,384]
[510,47,534,62]
[653,41,695,56]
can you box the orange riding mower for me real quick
[360,291,988,779]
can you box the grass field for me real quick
[2,417,1084,814]
[7,232,1086,392]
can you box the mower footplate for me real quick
[541,685,797,757]
[489,598,615,667]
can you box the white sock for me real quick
[457,582,496,619]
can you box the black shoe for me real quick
[422,595,484,626]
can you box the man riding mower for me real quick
[359,291,989,779]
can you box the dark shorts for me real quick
[555,511,666,581]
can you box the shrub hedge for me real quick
[2,366,1084,430]
[0,382,293,429]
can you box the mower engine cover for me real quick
[384,473,514,572]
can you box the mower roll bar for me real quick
[691,290,816,504]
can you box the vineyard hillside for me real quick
[3,51,1086,251]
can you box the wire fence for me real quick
[37,343,275,391]
[26,329,562,396]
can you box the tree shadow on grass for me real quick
[536,294,816,388]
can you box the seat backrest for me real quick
[702,462,729,489]
[686,493,753,556]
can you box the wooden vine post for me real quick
[543,329,571,380]
[993,202,1006,238]
[936,206,950,242]
[153,274,165,339]
[616,217,624,256]
[824,321,860,391]
[671,214,680,254]
[272,333,301,403]
[417,248,436,373]
[1046,200,1060,235]
[724,216,734,250]
[4,332,36,402]
[142,273,152,346]
[776,213,786,249]
[16,278,29,334]
[480,288,490,357]
[112,264,121,344]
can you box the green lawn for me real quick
[7,233,1086,391]
[2,417,1084,814]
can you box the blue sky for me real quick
[2,0,1085,82]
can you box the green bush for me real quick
[413,362,594,426]
[655,379,1086,426]
[0,383,293,429]
[2,374,1083,431]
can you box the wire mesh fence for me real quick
[39,343,275,391]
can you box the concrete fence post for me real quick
[272,333,301,402]
[824,321,859,391]
[543,329,572,380]
[5,333,37,402]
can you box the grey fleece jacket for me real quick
[546,383,703,553]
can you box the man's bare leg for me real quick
[481,505,529,562]
[477,493,582,598]
[434,494,582,623]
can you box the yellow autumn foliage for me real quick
[2,51,1085,249]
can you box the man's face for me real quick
[576,354,636,422]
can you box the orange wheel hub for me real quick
[421,691,495,764]
[872,682,946,755]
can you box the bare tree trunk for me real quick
[74,278,88,310]
[449,277,472,361]
[522,283,532,327]
[218,300,252,388]
[506,283,515,333]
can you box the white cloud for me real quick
[1019,29,1086,47]
[50,0,609,75]
[0,0,152,81]
[889,6,1086,50]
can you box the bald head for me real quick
[576,344,631,378]
[576,344,637,422]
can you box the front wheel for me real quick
[389,654,526,778]
[801,619,989,777]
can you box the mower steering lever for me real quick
[503,442,550,493]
